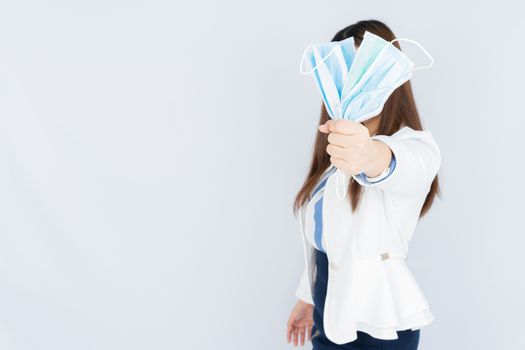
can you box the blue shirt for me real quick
[306,154,397,252]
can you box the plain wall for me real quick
[0,1,524,349]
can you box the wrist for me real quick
[363,140,392,177]
[297,299,313,307]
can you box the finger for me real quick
[330,156,349,172]
[286,322,293,343]
[331,157,359,176]
[318,122,329,134]
[299,326,306,346]
[327,119,362,135]
[293,327,299,346]
[327,132,351,147]
[307,324,312,341]
[320,119,339,133]
[326,144,346,158]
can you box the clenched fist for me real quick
[318,119,392,178]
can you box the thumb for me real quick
[318,120,332,133]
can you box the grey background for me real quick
[0,0,524,349]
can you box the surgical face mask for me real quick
[299,31,434,199]
[303,36,356,118]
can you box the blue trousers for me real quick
[311,249,420,350]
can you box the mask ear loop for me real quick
[334,169,348,200]
[390,38,434,71]
[300,44,341,75]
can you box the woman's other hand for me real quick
[286,300,314,346]
[318,119,392,178]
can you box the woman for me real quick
[286,20,441,350]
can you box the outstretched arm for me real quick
[319,119,441,197]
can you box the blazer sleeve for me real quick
[295,265,314,305]
[355,152,396,184]
[352,127,441,198]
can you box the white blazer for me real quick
[295,126,441,344]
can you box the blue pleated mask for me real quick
[299,31,434,122]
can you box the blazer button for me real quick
[329,262,338,271]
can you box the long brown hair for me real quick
[293,19,439,217]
